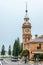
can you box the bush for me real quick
[31,53,43,61]
[39,54,43,59]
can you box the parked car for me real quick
[11,56,18,62]
[0,58,3,61]
[0,61,2,65]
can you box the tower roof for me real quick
[22,2,31,28]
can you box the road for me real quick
[2,58,19,65]
[1,58,43,65]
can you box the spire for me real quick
[25,2,28,16]
[24,2,29,21]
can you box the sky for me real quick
[0,0,43,51]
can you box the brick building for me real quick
[22,4,43,59]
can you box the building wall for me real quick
[23,42,43,59]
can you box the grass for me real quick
[0,56,12,58]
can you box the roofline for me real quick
[24,42,43,44]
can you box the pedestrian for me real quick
[24,55,27,64]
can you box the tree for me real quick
[1,45,5,56]
[12,38,20,56]
[8,45,11,56]
[20,50,29,58]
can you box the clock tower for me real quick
[22,3,31,50]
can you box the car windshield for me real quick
[11,56,18,59]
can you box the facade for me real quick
[22,5,43,59]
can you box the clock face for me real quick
[25,29,29,32]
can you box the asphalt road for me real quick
[2,58,19,65]
[1,58,43,65]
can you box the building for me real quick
[22,4,43,59]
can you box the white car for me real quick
[0,61,2,65]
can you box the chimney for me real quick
[35,34,38,39]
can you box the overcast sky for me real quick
[0,0,43,51]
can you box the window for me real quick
[37,43,41,49]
